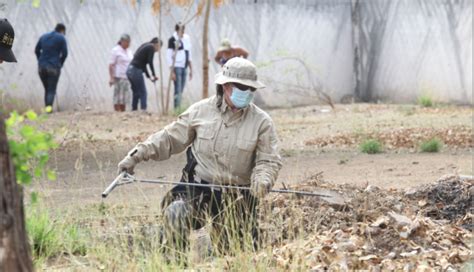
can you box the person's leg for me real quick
[240,190,260,250]
[127,67,139,111]
[113,78,120,111]
[211,191,259,254]
[160,184,216,262]
[174,67,185,109]
[45,68,60,108]
[138,74,147,110]
[118,79,128,111]
[38,68,49,107]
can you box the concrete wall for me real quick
[0,0,471,112]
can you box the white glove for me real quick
[250,180,272,198]
[117,148,141,174]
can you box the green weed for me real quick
[360,139,382,154]
[420,138,442,153]
[418,95,434,107]
[26,208,61,260]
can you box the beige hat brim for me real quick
[214,72,265,89]
[218,45,231,51]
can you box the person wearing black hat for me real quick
[35,23,68,110]
[0,18,17,63]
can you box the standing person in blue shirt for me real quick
[127,37,161,111]
[167,23,193,109]
[35,23,68,110]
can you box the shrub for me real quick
[27,209,61,259]
[360,139,382,154]
[420,138,442,153]
[6,109,57,185]
[418,95,434,107]
[27,207,88,263]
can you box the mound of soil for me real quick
[259,174,473,270]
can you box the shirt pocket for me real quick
[196,126,216,152]
[232,138,257,176]
[236,139,257,152]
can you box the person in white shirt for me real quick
[109,34,133,112]
[166,23,192,109]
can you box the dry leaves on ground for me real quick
[259,174,473,270]
[305,126,473,149]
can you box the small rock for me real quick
[385,252,396,259]
[399,231,409,239]
[364,185,380,193]
[418,199,428,207]
[393,204,403,212]
[388,211,413,227]
[400,250,418,257]
[371,216,389,228]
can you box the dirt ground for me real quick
[30,103,473,208]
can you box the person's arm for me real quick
[214,51,222,64]
[108,49,117,86]
[187,60,192,80]
[166,38,176,80]
[34,37,42,60]
[123,105,197,163]
[146,46,156,81]
[185,36,192,80]
[250,118,283,196]
[59,37,68,67]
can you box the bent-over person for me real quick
[118,58,282,258]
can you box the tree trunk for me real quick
[157,0,165,114]
[351,0,362,101]
[202,0,211,99]
[0,116,33,272]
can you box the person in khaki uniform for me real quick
[118,58,282,254]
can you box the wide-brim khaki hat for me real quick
[214,57,265,89]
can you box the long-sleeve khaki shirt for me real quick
[131,95,282,186]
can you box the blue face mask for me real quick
[230,87,254,108]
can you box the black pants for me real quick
[38,67,61,108]
[161,181,260,253]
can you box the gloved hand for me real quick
[117,148,141,174]
[250,180,272,198]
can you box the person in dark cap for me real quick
[35,23,68,110]
[0,18,17,63]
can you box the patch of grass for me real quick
[26,208,61,260]
[281,148,298,158]
[63,224,88,256]
[420,138,442,153]
[397,105,416,116]
[338,158,349,165]
[418,94,434,107]
[360,139,382,154]
[27,206,88,266]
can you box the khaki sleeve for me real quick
[129,106,197,162]
[250,119,283,187]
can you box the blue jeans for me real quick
[127,65,147,111]
[38,67,61,108]
[174,67,187,108]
